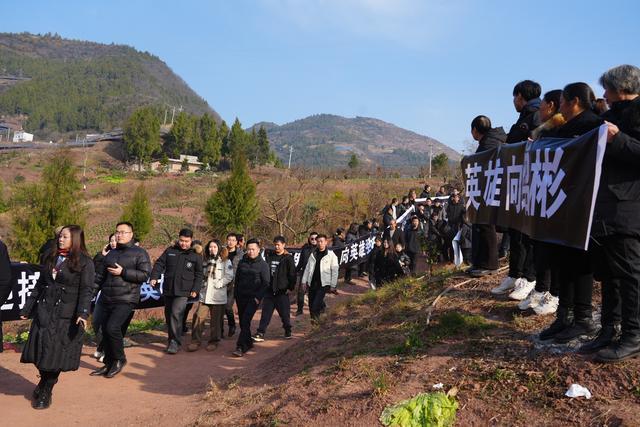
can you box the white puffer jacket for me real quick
[301,249,339,289]
[200,258,234,305]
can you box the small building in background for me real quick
[12,130,34,143]
[149,154,203,173]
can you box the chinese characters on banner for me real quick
[462,125,607,250]
[2,234,379,321]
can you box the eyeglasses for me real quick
[115,231,132,235]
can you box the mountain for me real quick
[0,32,219,138]
[252,114,460,168]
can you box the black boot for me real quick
[578,324,620,354]
[33,384,53,410]
[554,318,598,343]
[228,325,236,337]
[105,359,127,378]
[539,307,573,341]
[32,378,45,399]
[595,335,640,363]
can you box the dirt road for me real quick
[0,280,369,426]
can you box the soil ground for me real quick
[0,280,369,427]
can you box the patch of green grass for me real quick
[103,171,126,184]
[3,331,30,344]
[126,317,164,335]
[428,312,494,342]
[372,372,390,397]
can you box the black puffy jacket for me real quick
[234,255,270,300]
[476,127,507,153]
[0,240,10,290]
[94,241,152,305]
[506,99,541,144]
[150,244,203,297]
[593,97,640,237]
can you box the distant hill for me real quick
[0,32,219,138]
[252,114,460,168]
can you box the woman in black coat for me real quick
[20,225,96,410]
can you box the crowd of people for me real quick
[465,65,640,364]
[1,64,638,412]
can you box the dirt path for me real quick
[0,280,370,427]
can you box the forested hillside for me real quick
[0,32,218,138]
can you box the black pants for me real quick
[0,285,12,352]
[296,275,305,312]
[533,241,560,296]
[38,369,60,390]
[235,296,258,352]
[309,286,328,320]
[406,251,418,274]
[164,296,188,346]
[100,303,134,364]
[592,235,640,337]
[182,302,193,331]
[557,247,593,320]
[508,229,535,281]
[225,285,236,329]
[257,293,291,334]
[344,266,354,283]
[499,231,510,256]
[472,224,498,270]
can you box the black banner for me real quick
[462,125,607,250]
[1,233,378,321]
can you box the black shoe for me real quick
[32,379,44,399]
[252,333,265,342]
[470,269,497,278]
[90,365,111,376]
[166,340,179,354]
[232,347,244,357]
[105,360,127,378]
[33,388,52,410]
[595,337,640,363]
[284,330,292,339]
[554,319,598,344]
[228,325,236,337]
[578,324,620,354]
[539,319,571,341]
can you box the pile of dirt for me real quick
[195,271,640,426]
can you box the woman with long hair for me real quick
[188,240,234,351]
[20,225,96,409]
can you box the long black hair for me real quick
[562,82,596,111]
[43,225,89,273]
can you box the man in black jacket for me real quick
[468,115,503,277]
[295,232,317,315]
[150,228,203,354]
[0,239,11,353]
[91,222,151,378]
[254,236,296,341]
[382,220,405,247]
[491,81,541,290]
[404,216,424,275]
[232,238,270,357]
[585,65,640,362]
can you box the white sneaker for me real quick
[533,292,559,315]
[93,350,104,360]
[518,290,545,310]
[508,278,536,301]
[491,276,517,295]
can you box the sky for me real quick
[2,0,639,153]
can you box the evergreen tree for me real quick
[10,151,86,262]
[256,126,271,165]
[159,152,170,172]
[227,118,248,158]
[166,111,192,158]
[120,184,153,242]
[124,106,161,169]
[199,113,222,168]
[205,153,258,236]
[348,153,360,169]
[219,120,230,157]
[432,153,449,175]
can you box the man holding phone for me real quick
[91,222,151,378]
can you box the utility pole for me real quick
[163,109,168,126]
[170,106,176,125]
[288,146,293,169]
[428,142,433,179]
